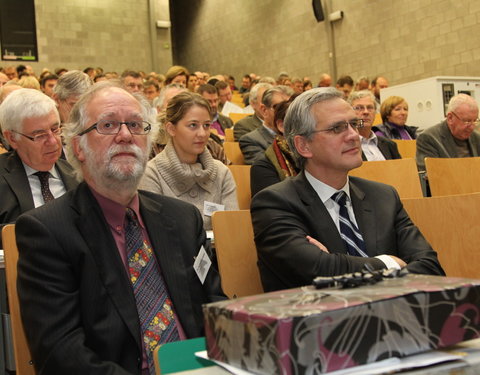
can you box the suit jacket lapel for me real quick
[139,193,197,335]
[56,159,78,191]
[3,152,35,212]
[73,183,141,348]
[349,178,376,255]
[377,138,391,159]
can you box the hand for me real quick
[306,235,329,253]
[389,255,407,268]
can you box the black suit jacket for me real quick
[251,171,444,291]
[361,136,402,160]
[0,151,77,243]
[16,183,224,375]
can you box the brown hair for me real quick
[165,91,211,124]
[164,65,189,85]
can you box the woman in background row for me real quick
[250,97,299,196]
[140,91,238,230]
[373,95,418,139]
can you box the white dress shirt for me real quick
[24,163,67,207]
[360,132,386,161]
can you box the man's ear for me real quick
[72,136,85,162]
[294,135,312,159]
[3,130,18,150]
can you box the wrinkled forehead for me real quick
[86,88,142,122]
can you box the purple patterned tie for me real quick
[34,171,54,203]
[124,208,180,374]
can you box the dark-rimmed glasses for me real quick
[451,111,480,127]
[12,126,62,142]
[78,120,151,136]
[312,119,364,135]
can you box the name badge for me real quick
[203,201,225,217]
[193,245,211,284]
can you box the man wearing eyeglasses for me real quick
[416,93,480,171]
[251,87,444,292]
[348,90,401,161]
[15,82,224,375]
[0,88,77,246]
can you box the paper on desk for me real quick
[196,350,463,375]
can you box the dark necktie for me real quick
[34,171,55,203]
[124,208,180,374]
[331,191,367,257]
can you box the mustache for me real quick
[106,144,145,161]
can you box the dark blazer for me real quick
[0,151,77,241]
[251,171,445,292]
[361,136,402,161]
[233,114,262,141]
[16,183,224,375]
[416,120,480,171]
[239,126,275,165]
[217,113,233,132]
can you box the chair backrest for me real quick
[425,157,480,196]
[228,112,248,124]
[2,224,35,375]
[373,113,382,126]
[154,337,213,374]
[227,165,251,209]
[223,141,245,165]
[392,139,417,159]
[349,158,423,198]
[402,193,480,279]
[211,210,263,298]
[224,127,234,142]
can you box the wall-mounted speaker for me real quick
[312,0,325,22]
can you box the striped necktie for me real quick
[124,208,180,374]
[331,191,368,257]
[34,171,55,203]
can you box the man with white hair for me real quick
[53,70,92,123]
[16,81,224,375]
[416,93,480,171]
[0,89,77,243]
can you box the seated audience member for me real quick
[251,98,299,196]
[187,73,198,92]
[53,70,92,124]
[228,75,238,91]
[55,67,68,76]
[355,76,370,90]
[318,73,332,87]
[291,78,304,95]
[303,80,313,91]
[239,85,292,164]
[251,88,444,292]
[40,73,58,97]
[164,65,189,87]
[373,95,417,139]
[18,75,40,90]
[16,82,224,375]
[4,66,18,81]
[121,70,144,93]
[335,75,354,99]
[416,93,480,171]
[143,80,160,103]
[348,90,401,160]
[83,66,96,79]
[197,84,233,137]
[239,74,252,94]
[215,80,243,116]
[234,83,273,141]
[0,89,77,243]
[140,91,238,230]
[371,76,389,108]
[93,74,107,83]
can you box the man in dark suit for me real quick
[416,93,480,171]
[0,88,77,244]
[251,88,444,292]
[198,84,233,138]
[239,86,292,164]
[348,90,401,161]
[16,82,224,375]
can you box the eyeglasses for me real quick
[312,119,364,135]
[353,105,375,112]
[78,120,151,136]
[451,111,480,127]
[12,126,62,142]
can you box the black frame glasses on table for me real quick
[78,120,152,136]
[312,119,364,135]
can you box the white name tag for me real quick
[203,201,225,217]
[193,245,211,284]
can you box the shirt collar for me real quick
[305,170,351,203]
[23,162,60,179]
[360,131,378,145]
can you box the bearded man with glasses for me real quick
[416,93,480,171]
[15,82,224,375]
[0,88,77,246]
[251,87,444,292]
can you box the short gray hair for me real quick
[248,82,273,105]
[447,93,478,114]
[63,81,158,181]
[285,87,342,169]
[347,90,376,109]
[0,88,58,144]
[262,85,293,107]
[53,70,93,100]
[155,83,187,109]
